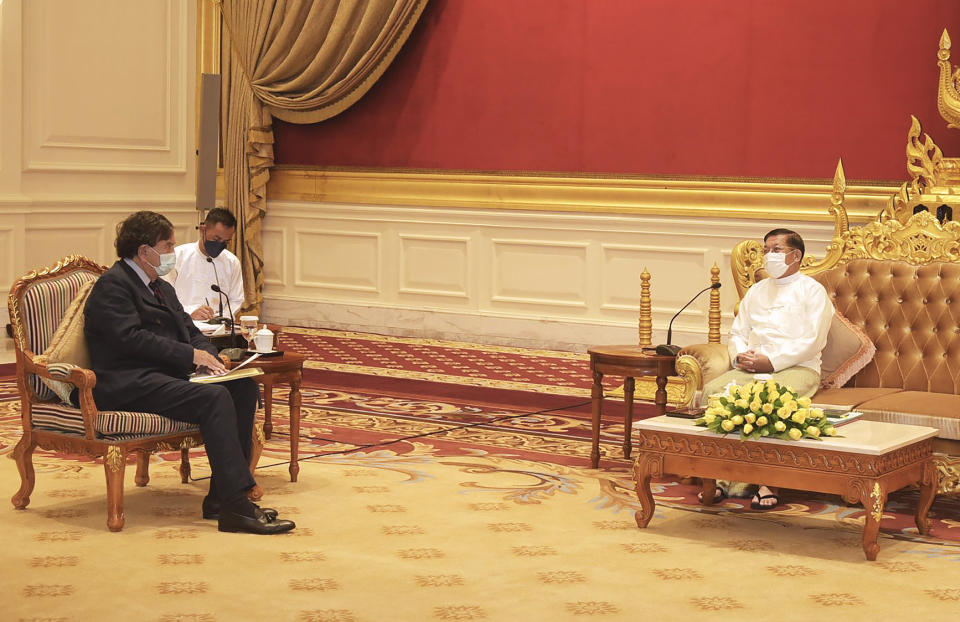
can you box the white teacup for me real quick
[253,326,274,353]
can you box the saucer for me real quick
[245,349,282,357]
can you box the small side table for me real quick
[588,345,676,469]
[229,351,306,482]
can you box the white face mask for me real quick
[764,251,797,278]
[148,245,177,277]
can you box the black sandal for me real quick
[750,492,780,510]
[697,486,727,505]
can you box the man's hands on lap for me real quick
[194,348,227,375]
[734,350,774,373]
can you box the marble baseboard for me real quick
[261,297,713,353]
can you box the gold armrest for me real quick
[676,344,731,394]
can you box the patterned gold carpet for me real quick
[6,446,960,622]
[6,329,960,620]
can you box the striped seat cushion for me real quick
[31,402,199,440]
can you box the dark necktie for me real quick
[148,280,165,306]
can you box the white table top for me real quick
[634,415,938,456]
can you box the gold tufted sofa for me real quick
[677,163,960,494]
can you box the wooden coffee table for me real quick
[588,345,676,469]
[631,416,938,561]
[228,352,306,482]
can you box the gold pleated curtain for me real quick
[219,0,429,313]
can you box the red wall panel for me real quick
[273,0,960,182]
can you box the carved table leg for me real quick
[179,448,191,483]
[915,460,937,536]
[590,369,604,469]
[11,436,37,509]
[623,376,635,460]
[104,446,127,532]
[134,451,150,487]
[632,453,663,528]
[654,373,668,416]
[289,373,302,483]
[860,480,886,561]
[700,478,718,505]
[261,378,275,440]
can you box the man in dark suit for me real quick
[84,211,294,534]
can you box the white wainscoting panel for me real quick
[0,0,197,337]
[600,243,711,320]
[294,230,381,294]
[491,239,589,310]
[398,234,470,300]
[22,0,187,174]
[262,228,286,286]
[0,227,14,286]
[262,201,835,350]
[24,225,105,272]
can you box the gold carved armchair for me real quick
[8,255,205,531]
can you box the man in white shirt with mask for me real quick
[699,228,834,510]
[164,208,245,321]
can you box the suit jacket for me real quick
[84,260,216,409]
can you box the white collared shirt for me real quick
[122,257,152,290]
[162,241,245,315]
[727,271,834,373]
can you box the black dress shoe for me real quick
[217,508,295,534]
[202,497,278,522]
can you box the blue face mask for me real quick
[204,239,227,258]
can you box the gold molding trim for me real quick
[264,167,894,223]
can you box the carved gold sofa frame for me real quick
[679,154,960,494]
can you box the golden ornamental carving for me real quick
[869,482,884,523]
[105,446,124,473]
[883,116,944,224]
[937,29,960,129]
[674,355,702,407]
[629,376,687,406]
[820,210,960,267]
[730,239,764,300]
[638,268,652,347]
[933,454,960,494]
[730,159,960,290]
[707,264,721,344]
[635,431,931,477]
[154,437,203,452]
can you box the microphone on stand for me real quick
[205,257,228,324]
[655,282,722,356]
[211,283,243,360]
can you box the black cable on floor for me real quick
[188,398,592,481]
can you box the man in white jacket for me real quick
[700,228,834,509]
[164,208,245,321]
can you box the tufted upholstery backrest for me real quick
[813,259,960,394]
